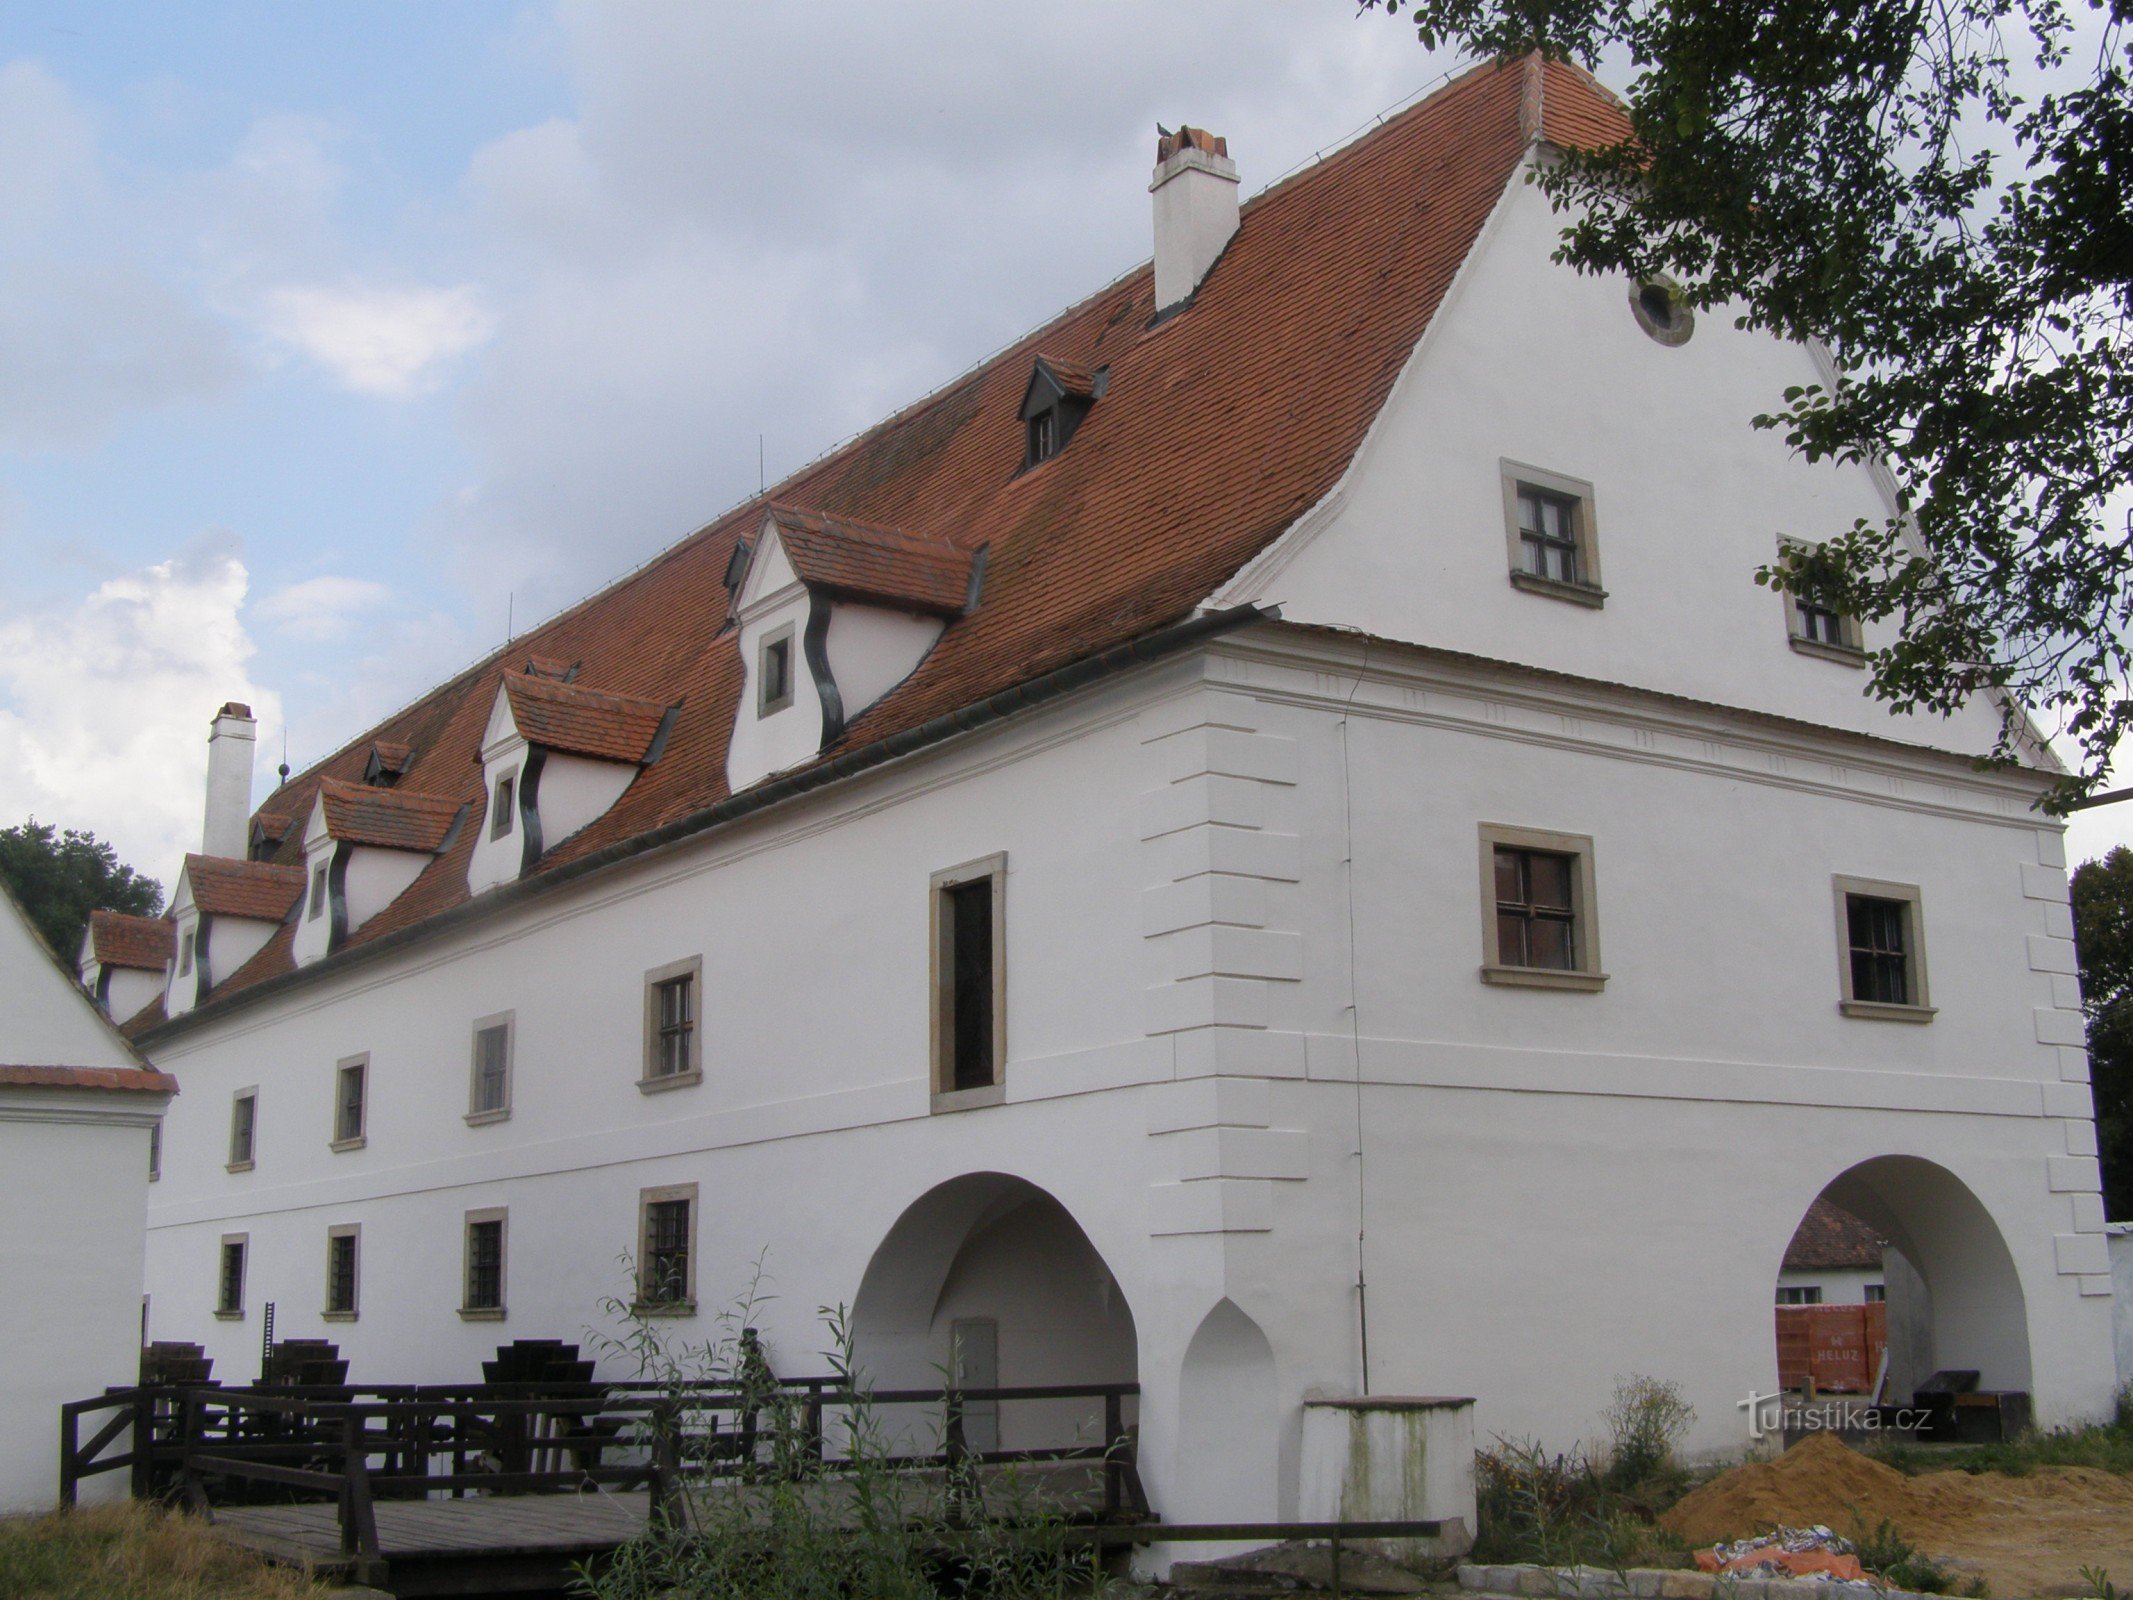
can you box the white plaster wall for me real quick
[468,738,529,897]
[139,636,2115,1525]
[293,837,332,967]
[824,603,945,721]
[205,917,277,994]
[2113,1228,2133,1390]
[725,601,820,792]
[0,1087,163,1510]
[535,753,637,853]
[1244,165,2012,760]
[163,882,200,1018]
[101,967,166,1028]
[1777,1266,1883,1304]
[0,892,137,1067]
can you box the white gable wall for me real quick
[825,603,947,718]
[470,688,531,896]
[0,890,137,1068]
[1237,163,2010,759]
[727,533,823,791]
[535,753,638,851]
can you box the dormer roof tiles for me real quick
[182,855,305,923]
[316,778,464,854]
[765,504,974,616]
[501,673,671,765]
[142,57,1634,1038]
[88,910,175,972]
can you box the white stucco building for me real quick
[1,882,174,1512]
[116,58,2115,1531]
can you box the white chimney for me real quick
[1150,124,1239,317]
[202,701,256,860]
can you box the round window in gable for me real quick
[1630,279,1694,346]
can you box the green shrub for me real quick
[1603,1376,1696,1489]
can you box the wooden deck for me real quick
[215,1491,650,1594]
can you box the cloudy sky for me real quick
[3,2,2127,897]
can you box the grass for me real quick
[0,1501,329,1600]
[1865,1391,2133,1480]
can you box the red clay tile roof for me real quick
[316,778,464,853]
[89,910,174,971]
[365,740,414,778]
[1029,354,1098,400]
[1783,1199,1886,1272]
[765,504,974,615]
[145,58,1632,1035]
[182,855,305,923]
[0,1064,178,1093]
[502,674,671,764]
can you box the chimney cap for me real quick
[216,701,254,721]
[1156,124,1228,163]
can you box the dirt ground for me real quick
[1663,1433,2133,1597]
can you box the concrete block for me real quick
[1168,1124,1311,1181]
[1168,925,1304,982]
[2044,1080,2098,1119]
[2026,933,2078,974]
[2061,1045,2093,1082]
[1457,1565,1490,1590]
[2048,1154,2102,1192]
[1165,824,1300,883]
[2045,900,2077,939]
[2082,1274,2116,1297]
[2056,1232,2110,1275]
[2038,828,2068,869]
[1138,773,1266,840]
[1138,689,1260,743]
[2072,1191,2107,1233]
[1142,873,1269,936]
[1657,1577,1714,1600]
[1188,1026,1308,1079]
[1160,726,1299,785]
[2034,1006,2087,1047]
[2053,972,2086,1010]
[1517,1568,1557,1597]
[2067,1118,2100,1156]
[1145,1074,1272,1134]
[1148,1177,1272,1236]
[1143,976,1270,1036]
[2022,862,2070,902]
[1629,1572,1666,1599]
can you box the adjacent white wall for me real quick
[0,892,139,1067]
[824,603,946,721]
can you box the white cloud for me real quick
[264,284,497,398]
[256,575,393,641]
[0,538,281,887]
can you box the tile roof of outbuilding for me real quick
[144,57,1632,1036]
[315,778,465,854]
[181,855,305,923]
[1782,1198,1887,1272]
[0,1064,178,1093]
[88,910,175,971]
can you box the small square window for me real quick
[308,863,328,922]
[1500,461,1604,606]
[931,854,1007,1109]
[1776,1286,1823,1306]
[758,627,795,717]
[332,1056,367,1149]
[641,958,703,1089]
[636,1185,697,1314]
[1477,824,1605,991]
[1780,540,1865,663]
[462,1209,507,1318]
[227,1088,257,1171]
[325,1224,360,1319]
[467,1013,514,1122]
[491,773,516,840]
[1865,1284,1887,1303]
[1833,877,1933,1020]
[216,1234,247,1318]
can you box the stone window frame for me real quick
[330,1053,368,1152]
[307,863,328,921]
[460,1207,508,1321]
[324,1222,361,1321]
[758,623,797,718]
[227,1086,258,1172]
[466,1011,515,1125]
[215,1232,248,1320]
[490,771,516,841]
[1476,823,1607,992]
[930,852,1008,1113]
[634,1183,698,1317]
[1832,875,1935,1022]
[1779,538,1868,666]
[1500,459,1606,608]
[640,955,704,1092]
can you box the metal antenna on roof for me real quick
[759,434,766,496]
[278,730,290,788]
[507,592,514,642]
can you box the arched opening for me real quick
[1773,1156,2031,1416]
[850,1172,1138,1472]
[1176,1299,1278,1522]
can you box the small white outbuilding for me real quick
[0,879,174,1511]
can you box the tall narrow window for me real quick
[148,1120,161,1182]
[216,1235,247,1318]
[227,1089,257,1170]
[758,628,795,717]
[490,773,516,840]
[636,1185,697,1313]
[641,958,703,1088]
[308,864,328,921]
[1834,877,1932,1019]
[931,855,1007,1104]
[463,1210,506,1317]
[332,1057,367,1148]
[1477,824,1604,991]
[325,1225,360,1319]
[1027,410,1057,466]
[468,1014,513,1121]
[178,930,194,978]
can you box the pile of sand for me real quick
[1663,1434,2133,1596]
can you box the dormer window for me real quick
[178,931,194,977]
[1019,355,1105,472]
[308,865,327,921]
[758,627,795,717]
[491,774,515,839]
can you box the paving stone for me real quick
[1656,1574,1715,1600]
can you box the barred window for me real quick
[1833,878,1932,1020]
[217,1236,247,1316]
[465,1216,504,1312]
[325,1226,360,1318]
[637,1187,696,1311]
[654,976,692,1077]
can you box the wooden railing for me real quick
[61,1375,1146,1581]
